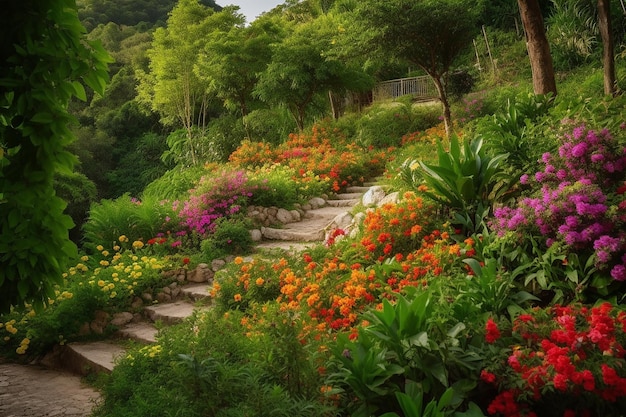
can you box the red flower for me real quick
[182,257,190,265]
[485,318,501,343]
[481,369,497,384]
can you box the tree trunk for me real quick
[432,76,452,138]
[598,0,616,96]
[518,0,557,96]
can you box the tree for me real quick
[0,0,110,313]
[518,0,558,95]
[597,0,616,96]
[196,14,281,123]
[137,0,238,166]
[255,17,372,130]
[348,0,482,137]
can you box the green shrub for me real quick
[83,194,175,251]
[356,99,440,148]
[244,107,296,145]
[206,114,247,162]
[94,308,332,417]
[141,165,206,201]
[54,171,98,243]
[201,217,253,261]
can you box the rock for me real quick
[267,207,278,217]
[250,229,263,241]
[111,312,133,327]
[171,287,181,298]
[162,286,171,295]
[350,212,367,238]
[362,186,387,207]
[329,212,354,231]
[289,210,302,222]
[131,297,144,309]
[90,310,109,334]
[187,263,209,283]
[276,208,293,224]
[169,282,178,289]
[141,292,153,303]
[211,259,226,272]
[378,191,400,206]
[301,203,312,211]
[156,292,172,303]
[309,197,326,209]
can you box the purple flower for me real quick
[571,142,588,158]
[520,174,529,184]
[610,264,626,281]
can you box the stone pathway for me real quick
[0,183,390,417]
[0,362,100,417]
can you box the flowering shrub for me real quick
[481,303,626,416]
[175,169,254,236]
[0,237,176,358]
[229,123,387,192]
[353,191,441,263]
[493,123,626,289]
[228,140,275,168]
[246,163,330,208]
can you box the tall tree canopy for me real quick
[0,0,110,313]
[255,16,372,130]
[137,0,243,165]
[348,0,482,137]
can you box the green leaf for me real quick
[437,387,455,409]
[31,112,53,123]
[396,392,420,416]
[71,81,87,101]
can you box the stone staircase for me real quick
[44,182,390,377]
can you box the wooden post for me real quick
[473,39,482,72]
[482,25,496,73]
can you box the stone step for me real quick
[254,240,319,253]
[261,226,324,242]
[116,322,158,344]
[345,185,371,193]
[180,283,213,302]
[326,198,359,207]
[332,192,364,200]
[144,301,205,325]
[61,341,126,375]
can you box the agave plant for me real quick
[403,135,508,234]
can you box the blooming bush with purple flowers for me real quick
[493,123,626,291]
[175,169,255,236]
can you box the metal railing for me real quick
[372,75,438,102]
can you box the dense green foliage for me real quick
[0,0,110,312]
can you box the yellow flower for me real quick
[118,235,128,243]
[113,245,120,252]
[132,241,144,249]
[109,291,117,298]
[101,250,109,257]
[96,245,104,251]
[81,255,89,262]
[100,260,110,267]
[97,280,106,287]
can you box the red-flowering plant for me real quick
[480,303,626,416]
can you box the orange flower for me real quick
[234,294,242,302]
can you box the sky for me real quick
[223,0,285,23]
